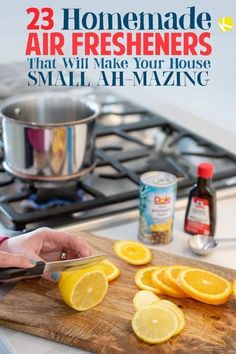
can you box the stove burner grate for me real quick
[0,90,235,231]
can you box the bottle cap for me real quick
[197,163,214,179]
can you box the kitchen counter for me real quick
[1,187,236,354]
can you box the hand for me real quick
[0,227,92,281]
[0,251,35,268]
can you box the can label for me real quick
[138,172,177,245]
[185,197,210,235]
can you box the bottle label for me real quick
[185,197,210,235]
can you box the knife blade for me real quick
[0,254,106,282]
[44,254,106,272]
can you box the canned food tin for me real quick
[138,171,177,245]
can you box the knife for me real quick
[0,254,106,282]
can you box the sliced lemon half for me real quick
[58,269,108,311]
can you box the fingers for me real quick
[5,248,62,283]
[16,250,61,282]
[0,251,35,268]
[42,271,61,282]
[39,228,93,258]
[0,248,61,283]
[39,250,78,262]
[60,234,93,257]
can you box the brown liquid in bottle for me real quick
[184,163,216,236]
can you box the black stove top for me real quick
[0,65,236,232]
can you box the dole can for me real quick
[138,171,177,245]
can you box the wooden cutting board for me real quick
[0,230,236,354]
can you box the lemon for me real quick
[94,260,120,282]
[152,300,185,334]
[133,290,160,311]
[60,260,120,283]
[218,17,234,32]
[58,269,108,311]
[114,240,152,265]
[132,305,179,344]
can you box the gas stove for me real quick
[0,63,236,233]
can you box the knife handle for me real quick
[0,261,46,281]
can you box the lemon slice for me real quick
[132,305,179,344]
[134,266,162,294]
[133,290,160,311]
[93,260,120,282]
[218,16,234,32]
[114,240,152,265]
[152,300,185,334]
[58,269,108,311]
[60,260,120,283]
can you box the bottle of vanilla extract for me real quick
[184,163,216,236]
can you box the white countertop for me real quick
[1,188,236,354]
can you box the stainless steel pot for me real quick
[0,92,99,181]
